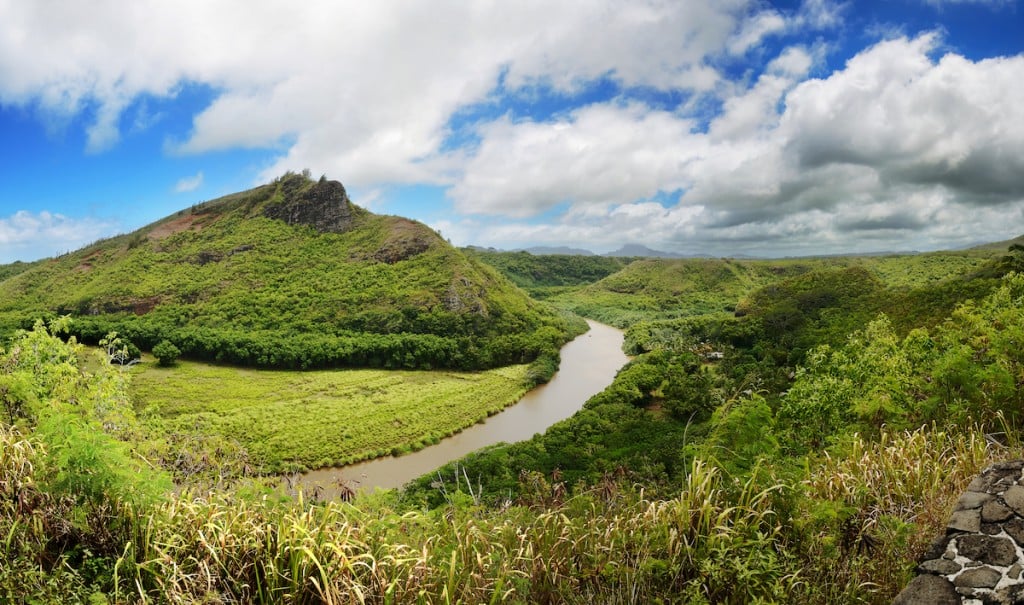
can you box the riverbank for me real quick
[295,319,627,494]
[130,358,535,476]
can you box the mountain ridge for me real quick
[0,172,583,370]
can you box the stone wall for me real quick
[895,460,1024,604]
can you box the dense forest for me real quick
[2,182,1024,602]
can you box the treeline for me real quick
[464,249,632,290]
[23,314,583,373]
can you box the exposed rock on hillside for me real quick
[372,218,434,264]
[263,178,358,233]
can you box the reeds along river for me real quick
[294,320,628,495]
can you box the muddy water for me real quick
[294,320,627,494]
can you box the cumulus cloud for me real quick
[2,1,1021,256]
[728,9,787,55]
[444,33,1024,255]
[0,0,837,190]
[174,171,204,193]
[448,103,701,216]
[0,211,118,262]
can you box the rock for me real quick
[920,535,953,562]
[371,219,433,264]
[995,583,1024,603]
[982,499,1015,523]
[1003,485,1024,515]
[956,535,1018,567]
[263,178,358,234]
[954,566,1002,589]
[969,475,994,493]
[1005,518,1024,546]
[1009,563,1023,579]
[949,509,983,533]
[958,491,995,510]
[893,574,960,605]
[919,558,962,575]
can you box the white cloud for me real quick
[443,33,1024,255]
[1,2,1020,256]
[0,211,118,262]
[728,9,787,55]
[0,0,793,190]
[174,171,204,193]
[448,103,702,217]
[792,0,847,29]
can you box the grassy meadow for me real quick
[131,358,532,473]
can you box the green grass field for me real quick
[130,358,531,473]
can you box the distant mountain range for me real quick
[464,244,703,258]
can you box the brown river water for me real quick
[292,320,627,495]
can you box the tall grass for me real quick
[1,423,1016,603]
[104,460,792,604]
[794,425,1004,603]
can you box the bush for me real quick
[152,340,181,367]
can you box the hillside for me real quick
[535,250,997,328]
[463,248,632,299]
[0,173,583,370]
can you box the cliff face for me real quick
[263,178,358,233]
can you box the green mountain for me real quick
[0,172,582,370]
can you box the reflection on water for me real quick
[295,320,627,494]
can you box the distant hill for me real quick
[0,173,582,370]
[604,244,697,258]
[968,233,1024,251]
[0,259,43,283]
[521,246,596,256]
[464,249,631,296]
[544,248,1001,329]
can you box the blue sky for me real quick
[1,0,1023,262]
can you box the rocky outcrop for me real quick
[894,461,1024,604]
[263,179,358,234]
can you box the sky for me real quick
[1,0,1024,262]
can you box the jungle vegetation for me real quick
[1,179,1023,602]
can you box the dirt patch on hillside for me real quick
[130,296,162,315]
[372,218,435,264]
[73,249,104,272]
[149,213,203,240]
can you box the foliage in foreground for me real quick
[1,415,1009,604]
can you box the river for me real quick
[294,320,627,494]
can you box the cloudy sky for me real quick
[1,0,1023,262]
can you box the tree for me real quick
[152,340,181,367]
[100,331,141,366]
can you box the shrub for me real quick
[152,340,181,367]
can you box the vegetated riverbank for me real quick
[296,319,628,493]
[130,359,535,475]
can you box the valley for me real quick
[2,175,1024,603]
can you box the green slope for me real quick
[0,173,583,369]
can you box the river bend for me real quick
[296,320,627,493]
